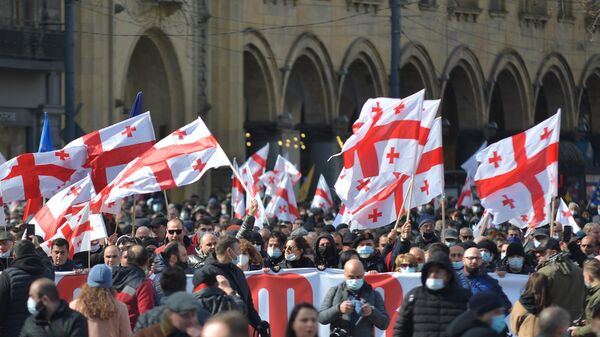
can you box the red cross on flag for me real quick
[65,111,155,192]
[30,175,96,240]
[265,175,299,222]
[310,174,333,210]
[93,117,230,213]
[239,163,266,228]
[241,143,269,193]
[408,116,444,207]
[555,198,581,232]
[474,110,560,227]
[260,155,302,197]
[231,160,246,220]
[457,177,474,208]
[0,146,87,203]
[41,203,106,258]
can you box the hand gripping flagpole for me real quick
[394,175,415,231]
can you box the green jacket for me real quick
[576,284,600,336]
[536,253,586,320]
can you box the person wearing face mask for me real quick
[0,230,14,271]
[502,242,533,274]
[319,259,389,337]
[510,272,551,337]
[446,291,506,337]
[444,229,459,247]
[237,239,263,271]
[73,239,106,269]
[476,239,499,273]
[152,242,192,304]
[460,248,511,311]
[313,233,339,269]
[193,235,269,335]
[394,254,418,273]
[19,278,88,337]
[394,252,471,337]
[0,240,54,336]
[279,237,315,269]
[353,233,387,273]
[263,232,286,270]
[415,217,440,249]
[567,259,600,336]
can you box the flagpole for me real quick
[394,175,415,231]
[163,190,170,208]
[131,201,136,236]
[550,197,556,237]
[441,193,446,241]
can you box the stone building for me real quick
[4,0,600,200]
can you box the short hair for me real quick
[268,231,286,246]
[163,241,183,260]
[127,245,149,267]
[52,238,69,251]
[196,216,213,227]
[538,306,570,335]
[584,258,600,281]
[205,311,249,337]
[339,249,359,269]
[584,223,600,234]
[36,279,60,302]
[428,242,450,256]
[287,236,310,253]
[215,235,239,256]
[160,266,187,293]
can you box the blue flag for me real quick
[592,180,600,207]
[38,112,54,152]
[129,91,143,118]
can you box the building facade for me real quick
[55,0,600,200]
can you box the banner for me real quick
[54,269,527,337]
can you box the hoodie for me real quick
[446,310,501,337]
[312,233,338,269]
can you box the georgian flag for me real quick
[409,117,444,207]
[332,204,351,227]
[241,143,269,192]
[457,177,474,208]
[239,163,266,228]
[260,155,302,197]
[556,198,581,232]
[265,175,299,222]
[231,160,245,219]
[310,174,333,210]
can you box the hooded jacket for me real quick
[575,283,600,336]
[393,252,471,337]
[446,310,501,337]
[19,300,88,337]
[509,292,543,337]
[0,253,55,336]
[313,233,338,269]
[112,265,155,330]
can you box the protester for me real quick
[103,245,121,269]
[338,249,360,269]
[459,228,474,243]
[19,278,88,337]
[0,239,54,335]
[264,231,286,270]
[394,253,417,273]
[446,291,506,337]
[112,244,155,329]
[155,218,195,256]
[135,226,151,241]
[189,232,217,269]
[353,232,387,272]
[502,242,532,274]
[409,247,426,272]
[393,252,471,337]
[135,292,203,337]
[569,258,600,336]
[238,239,263,271]
[313,233,338,269]
[70,264,132,337]
[537,306,571,337]
[459,247,511,310]
[152,241,191,304]
[476,239,499,272]
[202,311,249,337]
[318,259,389,336]
[0,230,15,271]
[510,272,551,337]
[51,238,81,271]
[280,237,315,269]
[192,271,245,315]
[285,303,318,337]
[535,238,586,319]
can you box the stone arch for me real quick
[337,38,386,132]
[123,28,184,139]
[243,30,280,123]
[578,55,600,164]
[281,32,336,125]
[533,52,576,128]
[487,49,533,132]
[399,42,438,99]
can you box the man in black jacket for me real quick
[0,240,54,336]
[446,292,506,337]
[19,278,88,337]
[193,235,270,336]
[313,233,338,269]
[394,252,471,337]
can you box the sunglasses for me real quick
[168,229,183,235]
[461,236,474,240]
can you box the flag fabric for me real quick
[30,175,96,240]
[260,155,302,197]
[0,146,88,202]
[332,204,351,227]
[457,177,474,208]
[129,91,143,118]
[310,174,333,210]
[259,171,277,198]
[474,111,560,227]
[473,210,491,238]
[461,141,487,179]
[239,164,266,228]
[93,117,230,214]
[265,175,299,222]
[39,112,54,153]
[591,180,600,207]
[231,160,245,219]
[65,111,156,192]
[241,143,269,191]
[556,198,581,232]
[41,203,106,258]
[409,117,444,207]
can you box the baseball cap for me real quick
[87,264,112,288]
[165,291,198,314]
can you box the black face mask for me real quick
[466,266,479,275]
[422,232,435,240]
[318,246,329,256]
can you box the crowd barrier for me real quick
[55,269,528,337]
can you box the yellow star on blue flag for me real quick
[592,180,600,206]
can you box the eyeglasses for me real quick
[168,229,183,235]
[285,246,298,251]
[399,264,413,268]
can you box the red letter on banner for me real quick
[56,274,88,302]
[247,273,313,337]
[366,274,404,337]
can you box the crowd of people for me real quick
[2,192,600,337]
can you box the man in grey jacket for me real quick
[319,259,389,337]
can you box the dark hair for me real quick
[127,244,149,267]
[339,249,359,269]
[163,241,183,260]
[51,238,69,251]
[205,311,249,337]
[215,235,239,256]
[160,266,187,294]
[196,216,213,227]
[37,279,60,302]
[268,231,286,247]
[288,236,310,255]
[428,242,450,256]
[522,272,551,313]
[285,303,318,337]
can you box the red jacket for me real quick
[112,266,155,329]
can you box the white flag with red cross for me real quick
[457,177,474,208]
[409,116,444,207]
[65,111,155,192]
[0,146,88,203]
[30,175,96,240]
[92,117,230,214]
[260,155,302,197]
[349,172,411,229]
[474,111,560,227]
[265,175,299,222]
[241,143,269,193]
[239,163,266,228]
[41,203,106,258]
[556,198,581,232]
[231,160,245,220]
[332,204,351,227]
[310,174,333,210]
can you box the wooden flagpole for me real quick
[550,197,556,237]
[441,193,446,241]
[131,201,136,236]
[394,175,415,231]
[163,190,170,208]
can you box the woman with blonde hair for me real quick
[394,253,418,273]
[238,239,264,271]
[70,264,132,337]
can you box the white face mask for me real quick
[27,297,38,315]
[285,253,298,261]
[238,254,249,266]
[425,278,445,290]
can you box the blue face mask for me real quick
[345,278,364,291]
[452,261,464,270]
[267,248,282,258]
[490,314,506,333]
[508,257,524,270]
[481,251,492,263]
[357,246,374,258]
[400,266,416,273]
